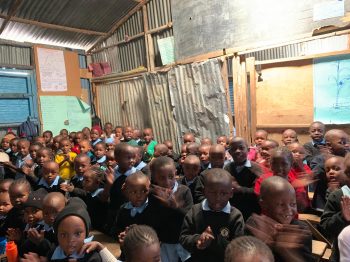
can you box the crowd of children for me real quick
[0,120,349,261]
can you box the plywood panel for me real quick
[256,59,314,127]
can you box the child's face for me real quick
[117,149,136,171]
[271,155,291,178]
[9,185,30,208]
[35,137,46,146]
[75,133,83,144]
[94,144,106,159]
[53,137,61,150]
[10,140,18,153]
[1,138,10,150]
[57,216,86,256]
[17,141,29,156]
[43,133,52,144]
[106,143,115,151]
[216,137,227,148]
[164,141,173,156]
[60,130,68,138]
[262,189,297,224]
[204,181,233,211]
[260,141,277,162]
[37,150,51,166]
[183,162,200,181]
[282,130,297,145]
[29,145,41,160]
[82,172,99,193]
[82,128,90,139]
[288,144,305,165]
[229,141,248,164]
[90,129,100,141]
[43,200,65,226]
[42,162,59,185]
[0,192,13,216]
[131,243,161,262]
[125,178,150,207]
[124,127,134,141]
[115,128,123,139]
[24,207,43,226]
[0,181,12,193]
[153,164,176,189]
[143,129,153,143]
[209,151,225,168]
[74,157,91,176]
[106,152,117,168]
[325,157,345,184]
[69,133,76,143]
[104,124,113,135]
[310,123,325,142]
[254,131,267,147]
[79,141,91,154]
[60,140,71,154]
[183,134,195,144]
[199,146,210,164]
[328,133,349,157]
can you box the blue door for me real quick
[0,69,39,136]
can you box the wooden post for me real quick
[246,57,256,144]
[142,5,150,71]
[221,58,234,135]
[147,34,155,71]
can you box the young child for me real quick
[0,190,13,238]
[29,142,43,162]
[179,155,201,199]
[209,144,226,168]
[123,126,138,146]
[183,133,195,144]
[201,137,212,145]
[153,143,169,158]
[304,121,326,165]
[134,146,149,176]
[0,179,14,193]
[4,179,31,242]
[281,129,298,146]
[224,236,274,262]
[93,142,107,168]
[248,129,268,162]
[133,128,142,143]
[79,139,94,161]
[103,122,115,140]
[115,126,124,141]
[105,137,116,152]
[150,156,193,262]
[217,135,233,162]
[82,127,91,140]
[311,129,349,209]
[180,168,244,262]
[199,144,211,171]
[71,131,83,154]
[246,176,313,261]
[37,161,65,194]
[90,127,102,147]
[163,140,180,161]
[43,131,53,148]
[221,137,262,220]
[52,135,63,154]
[69,132,76,145]
[59,129,69,138]
[55,138,77,180]
[15,139,32,179]
[47,205,102,261]
[0,136,11,154]
[258,139,279,173]
[106,150,117,170]
[324,156,345,200]
[187,142,200,156]
[141,128,157,163]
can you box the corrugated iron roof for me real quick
[0,0,139,50]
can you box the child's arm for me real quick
[179,208,202,253]
[100,167,115,202]
[193,174,205,204]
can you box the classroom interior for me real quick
[1,0,350,260]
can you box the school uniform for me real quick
[2,207,26,234]
[84,188,108,231]
[37,176,66,194]
[179,176,197,200]
[15,154,31,179]
[303,139,325,166]
[320,186,350,262]
[48,246,101,262]
[179,200,244,262]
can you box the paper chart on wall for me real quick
[37,48,67,92]
[313,55,350,124]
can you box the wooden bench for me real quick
[312,240,327,260]
[299,213,321,224]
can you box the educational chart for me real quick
[37,48,67,92]
[40,96,91,135]
[314,56,350,124]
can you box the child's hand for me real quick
[151,185,178,208]
[21,252,47,262]
[196,226,214,250]
[105,167,115,186]
[245,214,278,246]
[60,183,74,192]
[22,165,33,176]
[7,228,22,241]
[341,196,350,222]
[118,226,130,247]
[79,241,105,254]
[27,228,45,245]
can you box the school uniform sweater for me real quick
[47,247,102,262]
[36,176,66,195]
[303,141,322,166]
[310,154,327,209]
[320,188,350,262]
[179,176,197,201]
[179,202,244,262]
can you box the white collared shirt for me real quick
[114,166,137,180]
[38,176,60,188]
[90,188,104,198]
[201,199,231,214]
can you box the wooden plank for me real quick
[80,69,92,79]
[142,5,150,71]
[246,57,256,144]
[176,50,224,65]
[299,214,321,224]
[312,240,327,258]
[256,124,311,128]
[0,0,23,35]
[0,14,106,36]
[147,22,173,35]
[147,34,155,71]
[221,58,234,135]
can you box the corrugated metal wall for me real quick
[168,59,230,143]
[0,44,31,66]
[144,72,180,150]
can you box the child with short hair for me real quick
[151,156,193,262]
[153,143,169,158]
[201,137,212,145]
[324,156,345,199]
[29,142,43,162]
[180,168,244,262]
[124,126,138,146]
[179,155,201,199]
[246,176,313,261]
[82,126,91,140]
[0,179,14,192]
[105,137,116,152]
[115,126,124,141]
[304,121,326,165]
[134,146,149,176]
[281,129,298,146]
[187,142,200,156]
[71,131,83,154]
[36,161,65,194]
[43,131,53,148]
[59,129,68,138]
[140,128,157,163]
[54,138,77,180]
[103,122,115,140]
[15,139,32,179]
[257,139,279,173]
[248,129,268,162]
[90,127,103,147]
[52,135,63,154]
[0,136,11,154]
[217,135,233,163]
[0,191,13,238]
[92,142,107,169]
[199,144,211,171]
[163,139,180,161]
[105,150,117,170]
[183,133,195,144]
[79,139,94,161]
[69,132,76,144]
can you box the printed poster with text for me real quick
[37,48,67,92]
[314,55,350,124]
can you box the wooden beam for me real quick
[87,0,150,53]
[221,58,234,135]
[147,22,173,35]
[142,5,150,71]
[246,57,256,144]
[0,0,23,35]
[0,13,107,36]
